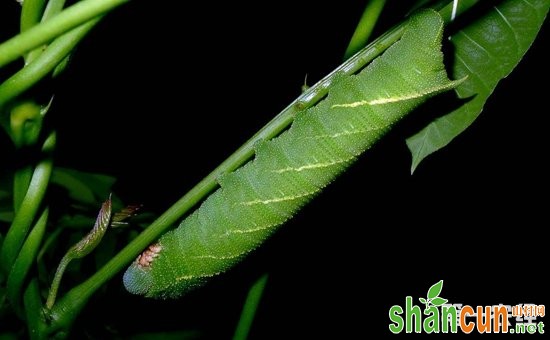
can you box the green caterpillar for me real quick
[123,10,459,299]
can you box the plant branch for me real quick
[0,19,100,110]
[26,0,70,65]
[20,0,46,33]
[0,131,55,275]
[46,197,112,309]
[344,0,387,60]
[24,279,47,340]
[42,0,69,23]
[0,0,129,68]
[6,208,48,318]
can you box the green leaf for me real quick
[233,274,269,340]
[431,297,448,306]
[419,297,427,304]
[51,167,116,206]
[407,0,550,172]
[427,280,444,299]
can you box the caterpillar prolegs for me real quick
[123,10,459,298]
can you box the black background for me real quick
[1,0,548,338]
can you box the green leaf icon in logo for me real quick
[431,297,448,307]
[428,280,443,299]
[420,280,448,311]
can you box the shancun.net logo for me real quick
[388,280,545,334]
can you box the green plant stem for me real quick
[10,101,44,210]
[0,131,55,275]
[233,274,269,340]
[0,19,100,110]
[344,0,387,60]
[47,0,480,334]
[21,0,47,33]
[24,279,46,340]
[46,197,112,309]
[7,208,49,318]
[45,252,72,310]
[0,0,129,69]
[42,0,69,22]
[26,0,70,65]
[13,166,33,212]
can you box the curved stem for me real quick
[6,208,49,318]
[27,0,70,65]
[46,252,72,310]
[13,166,34,212]
[0,19,100,110]
[20,0,46,33]
[0,0,129,68]
[0,131,55,275]
[42,0,69,22]
[24,279,47,340]
[10,101,44,209]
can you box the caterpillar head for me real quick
[123,242,162,296]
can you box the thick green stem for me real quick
[47,0,480,333]
[0,132,55,275]
[10,101,44,210]
[0,19,100,110]
[21,0,47,33]
[344,0,387,60]
[7,208,49,318]
[26,0,70,65]
[24,279,47,340]
[42,0,69,22]
[0,0,128,68]
[13,166,33,212]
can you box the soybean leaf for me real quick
[407,0,550,172]
[427,280,444,299]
